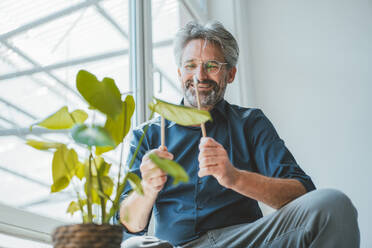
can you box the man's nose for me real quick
[195,64,208,81]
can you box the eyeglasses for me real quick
[181,60,228,75]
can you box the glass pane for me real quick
[0,0,83,34]
[0,0,130,222]
[152,0,180,43]
[152,0,182,104]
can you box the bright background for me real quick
[1,0,371,247]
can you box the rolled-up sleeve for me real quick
[246,109,316,192]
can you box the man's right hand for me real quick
[120,146,173,232]
[140,146,173,198]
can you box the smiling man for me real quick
[119,21,360,248]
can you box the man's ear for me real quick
[177,68,182,80]
[227,66,237,84]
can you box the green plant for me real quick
[26,70,211,224]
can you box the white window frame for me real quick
[0,203,66,244]
[130,0,154,125]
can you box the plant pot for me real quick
[52,223,123,248]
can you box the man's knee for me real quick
[297,188,359,236]
[305,189,357,218]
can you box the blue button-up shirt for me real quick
[120,99,316,246]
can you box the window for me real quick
[0,0,131,241]
[0,0,205,244]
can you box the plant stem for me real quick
[87,151,93,222]
[92,157,106,223]
[117,102,127,206]
[161,116,165,147]
[107,174,128,222]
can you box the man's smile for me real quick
[190,82,214,91]
[187,80,217,92]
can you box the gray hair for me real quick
[173,21,239,69]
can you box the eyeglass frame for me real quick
[180,59,228,75]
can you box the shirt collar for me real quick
[211,99,228,120]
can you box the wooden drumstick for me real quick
[161,116,165,148]
[193,75,207,137]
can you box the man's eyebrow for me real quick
[183,59,196,63]
[182,58,222,64]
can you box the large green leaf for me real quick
[51,146,79,192]
[148,98,212,126]
[105,95,135,144]
[96,95,135,155]
[71,124,115,147]
[127,172,143,195]
[149,153,189,185]
[33,106,88,130]
[76,70,122,119]
[51,177,70,193]
[26,139,63,150]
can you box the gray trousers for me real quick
[122,189,360,248]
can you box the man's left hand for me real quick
[198,137,239,188]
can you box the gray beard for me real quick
[183,79,227,108]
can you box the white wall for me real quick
[206,0,256,107]
[208,0,372,247]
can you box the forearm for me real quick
[119,191,157,233]
[230,169,307,209]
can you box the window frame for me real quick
[129,0,154,125]
[0,202,65,244]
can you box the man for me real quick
[118,21,359,247]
